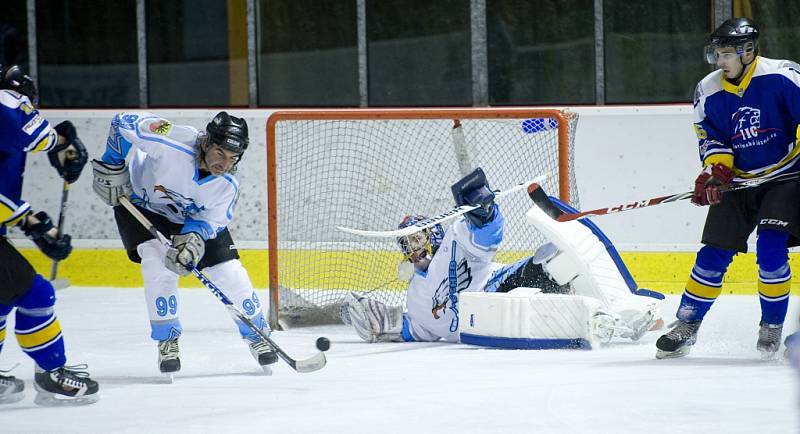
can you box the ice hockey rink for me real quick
[1,287,797,433]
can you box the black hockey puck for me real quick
[316,337,331,352]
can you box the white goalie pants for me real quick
[138,239,269,342]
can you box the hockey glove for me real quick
[451,167,497,227]
[21,211,72,260]
[341,293,404,343]
[48,121,89,184]
[691,163,733,206]
[165,232,205,276]
[91,159,133,206]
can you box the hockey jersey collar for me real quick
[721,56,759,97]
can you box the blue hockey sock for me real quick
[14,275,65,371]
[756,230,791,324]
[677,245,735,322]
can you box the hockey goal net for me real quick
[266,108,579,329]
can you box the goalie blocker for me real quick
[459,185,664,350]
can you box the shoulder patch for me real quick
[149,120,172,135]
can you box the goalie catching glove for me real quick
[451,167,497,227]
[340,293,404,343]
[165,232,205,276]
[692,163,733,206]
[92,160,133,206]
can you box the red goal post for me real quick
[266,108,579,329]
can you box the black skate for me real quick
[655,320,701,359]
[158,338,181,381]
[0,371,25,404]
[248,339,278,374]
[33,364,99,407]
[756,321,783,360]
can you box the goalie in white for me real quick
[341,168,664,347]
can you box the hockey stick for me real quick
[556,172,800,222]
[119,196,326,373]
[49,180,70,290]
[336,174,549,238]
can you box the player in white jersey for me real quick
[91,111,276,375]
[340,168,662,344]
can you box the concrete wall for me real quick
[14,105,722,252]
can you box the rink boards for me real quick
[17,246,800,295]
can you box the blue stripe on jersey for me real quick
[182,218,215,240]
[102,114,135,164]
[222,175,239,220]
[469,204,503,249]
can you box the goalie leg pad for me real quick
[458,291,616,350]
[525,202,664,339]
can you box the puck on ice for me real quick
[316,337,331,352]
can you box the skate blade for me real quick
[159,372,175,384]
[260,365,273,376]
[34,391,99,407]
[759,349,779,361]
[655,346,692,359]
[0,391,25,405]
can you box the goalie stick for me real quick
[556,172,800,222]
[119,196,326,373]
[336,174,549,238]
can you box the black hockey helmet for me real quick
[0,64,38,104]
[206,111,249,155]
[705,18,759,64]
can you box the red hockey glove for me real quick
[691,164,733,206]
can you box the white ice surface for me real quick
[2,288,798,434]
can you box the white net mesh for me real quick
[268,109,579,327]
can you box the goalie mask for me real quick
[397,215,444,272]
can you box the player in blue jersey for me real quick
[656,19,800,360]
[0,65,97,405]
[92,111,277,377]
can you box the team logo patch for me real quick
[731,106,761,141]
[149,120,172,135]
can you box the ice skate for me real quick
[248,338,278,375]
[655,320,701,359]
[158,337,181,381]
[33,364,99,407]
[0,371,25,404]
[756,321,783,361]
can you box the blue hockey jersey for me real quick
[0,89,58,235]
[693,56,800,181]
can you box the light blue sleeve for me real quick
[101,113,140,165]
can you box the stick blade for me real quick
[291,351,327,373]
[51,278,70,290]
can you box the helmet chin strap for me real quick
[730,50,756,83]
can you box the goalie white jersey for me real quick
[403,208,507,342]
[100,112,240,240]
